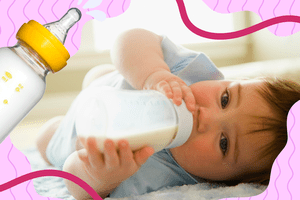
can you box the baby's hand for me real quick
[77,137,154,188]
[143,70,196,113]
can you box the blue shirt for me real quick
[109,36,224,198]
[46,36,224,198]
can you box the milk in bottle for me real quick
[0,8,81,144]
[75,87,193,152]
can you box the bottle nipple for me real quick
[43,8,82,44]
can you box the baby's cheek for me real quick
[188,139,217,161]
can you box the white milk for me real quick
[79,125,179,152]
[0,8,81,144]
[0,48,45,142]
[75,88,193,152]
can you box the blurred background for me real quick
[10,0,300,150]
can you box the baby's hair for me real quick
[207,77,300,187]
[234,77,300,186]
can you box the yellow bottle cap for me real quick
[16,20,70,72]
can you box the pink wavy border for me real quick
[176,0,300,39]
[0,0,299,200]
[0,169,102,200]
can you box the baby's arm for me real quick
[63,138,154,199]
[111,28,195,112]
[111,28,168,90]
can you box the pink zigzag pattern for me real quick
[51,0,59,20]
[242,0,248,11]
[214,0,219,11]
[69,0,79,51]
[8,144,17,199]
[38,0,47,24]
[0,0,131,199]
[287,109,296,199]
[258,0,264,21]
[0,0,131,55]
[107,0,114,18]
[262,188,268,200]
[7,0,17,46]
[227,0,232,13]
[23,0,31,21]
[273,0,280,35]
[203,0,300,36]
[122,0,127,13]
[274,159,281,199]
[26,180,33,200]
[0,138,48,200]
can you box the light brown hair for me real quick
[227,77,300,186]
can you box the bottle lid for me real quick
[16,20,69,72]
[166,101,193,149]
[16,8,81,72]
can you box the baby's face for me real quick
[170,79,274,181]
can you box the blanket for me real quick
[23,148,266,200]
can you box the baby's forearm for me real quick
[111,28,171,90]
[63,151,117,199]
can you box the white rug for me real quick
[23,148,266,200]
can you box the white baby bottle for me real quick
[0,8,81,144]
[75,86,193,152]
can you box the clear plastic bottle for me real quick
[75,86,193,152]
[0,8,81,144]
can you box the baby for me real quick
[36,28,300,199]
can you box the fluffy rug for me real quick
[23,148,266,200]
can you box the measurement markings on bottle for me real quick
[1,71,12,82]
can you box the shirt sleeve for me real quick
[160,35,199,75]
[160,36,224,85]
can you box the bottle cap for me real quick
[166,101,193,149]
[16,8,81,72]
[16,20,69,72]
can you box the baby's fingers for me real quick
[155,80,173,99]
[181,85,196,112]
[103,139,120,170]
[77,148,89,164]
[86,137,104,168]
[133,146,155,167]
[118,140,136,169]
[169,81,183,105]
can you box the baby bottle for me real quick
[75,86,193,152]
[0,8,81,144]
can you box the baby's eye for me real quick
[221,89,229,109]
[220,134,228,155]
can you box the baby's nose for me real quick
[197,106,214,134]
